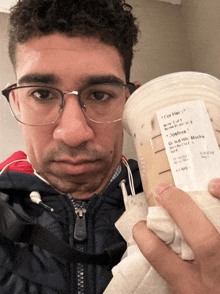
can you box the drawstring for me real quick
[119,179,129,208]
[0,157,51,186]
[120,158,136,209]
[122,157,135,197]
[0,159,28,176]
[0,158,54,211]
[26,156,51,186]
[29,191,54,212]
[0,157,136,211]
[33,171,51,185]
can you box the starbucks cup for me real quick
[123,72,220,206]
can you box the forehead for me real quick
[15,33,126,87]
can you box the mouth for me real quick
[55,158,98,175]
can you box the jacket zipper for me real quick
[70,199,88,294]
[74,207,87,242]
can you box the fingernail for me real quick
[209,182,218,190]
[155,183,172,195]
[208,179,219,191]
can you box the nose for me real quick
[53,95,94,146]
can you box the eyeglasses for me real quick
[2,83,136,126]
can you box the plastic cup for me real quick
[123,72,220,206]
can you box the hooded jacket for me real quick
[0,152,142,294]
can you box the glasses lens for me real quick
[80,84,130,123]
[8,86,63,126]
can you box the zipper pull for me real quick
[74,207,87,242]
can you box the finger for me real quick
[208,178,220,199]
[155,184,220,261]
[133,220,191,286]
[133,221,220,294]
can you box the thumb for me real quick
[208,178,220,199]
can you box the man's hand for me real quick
[133,182,220,294]
[208,178,220,199]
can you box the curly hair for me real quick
[8,0,139,82]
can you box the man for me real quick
[1,1,220,294]
[0,1,141,293]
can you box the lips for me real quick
[54,158,98,175]
[57,157,96,165]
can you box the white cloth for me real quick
[148,189,220,260]
[147,207,194,260]
[104,192,169,294]
[104,188,220,294]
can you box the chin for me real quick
[44,173,103,198]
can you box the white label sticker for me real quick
[157,100,220,191]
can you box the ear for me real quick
[133,81,141,89]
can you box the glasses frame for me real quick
[2,82,137,126]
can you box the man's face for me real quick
[15,33,127,199]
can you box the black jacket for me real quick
[0,159,142,294]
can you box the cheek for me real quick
[21,125,53,163]
[97,123,124,153]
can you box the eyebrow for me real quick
[86,75,125,86]
[18,74,59,85]
[18,74,125,87]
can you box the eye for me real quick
[31,89,55,100]
[90,91,111,101]
[81,84,120,105]
[25,87,61,104]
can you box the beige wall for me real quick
[0,12,25,162]
[182,0,220,78]
[1,0,220,161]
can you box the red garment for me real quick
[0,151,34,174]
